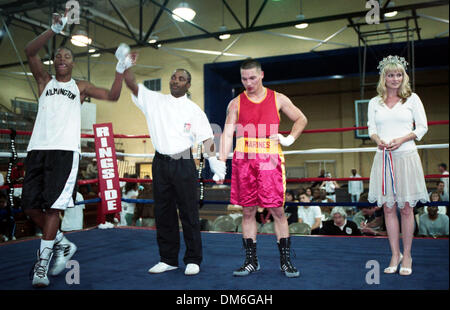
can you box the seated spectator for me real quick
[434,181,449,202]
[424,191,447,215]
[319,207,361,236]
[0,193,16,242]
[295,187,305,201]
[305,187,313,201]
[120,178,139,226]
[284,189,298,225]
[359,206,387,236]
[132,177,155,227]
[418,206,449,238]
[83,158,98,179]
[60,192,85,232]
[319,189,334,218]
[297,192,322,234]
[256,207,272,225]
[311,187,321,202]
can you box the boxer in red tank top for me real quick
[216,59,308,277]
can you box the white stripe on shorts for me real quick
[51,151,79,210]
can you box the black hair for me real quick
[240,58,262,71]
[175,68,191,83]
[55,46,75,60]
[439,163,447,170]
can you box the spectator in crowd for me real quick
[255,207,272,225]
[348,169,364,203]
[60,192,85,232]
[311,187,321,202]
[120,172,130,189]
[424,191,447,215]
[284,189,298,225]
[435,181,449,202]
[359,206,387,236]
[418,206,449,238]
[0,171,5,197]
[320,173,340,202]
[0,193,16,242]
[438,163,449,196]
[305,187,313,201]
[83,158,98,179]
[297,192,322,234]
[319,207,361,236]
[132,176,155,227]
[120,178,139,226]
[312,169,326,189]
[319,188,334,219]
[294,187,305,201]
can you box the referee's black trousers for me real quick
[152,151,202,266]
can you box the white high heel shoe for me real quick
[384,253,403,274]
[399,259,413,276]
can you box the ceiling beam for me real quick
[222,0,244,30]
[148,0,220,41]
[250,0,268,28]
[108,0,138,43]
[143,0,170,43]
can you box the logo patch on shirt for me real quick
[184,123,191,133]
[345,227,353,235]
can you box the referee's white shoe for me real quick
[148,262,178,274]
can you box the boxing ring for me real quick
[0,122,448,290]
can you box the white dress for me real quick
[367,93,429,208]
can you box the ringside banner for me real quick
[93,123,122,217]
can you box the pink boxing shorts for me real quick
[230,137,286,208]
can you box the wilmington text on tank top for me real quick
[27,78,81,153]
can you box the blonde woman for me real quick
[367,55,429,276]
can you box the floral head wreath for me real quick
[377,55,408,75]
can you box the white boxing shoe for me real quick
[185,263,200,276]
[148,262,178,274]
[49,237,77,276]
[31,248,53,288]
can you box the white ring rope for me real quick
[1,143,447,159]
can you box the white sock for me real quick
[55,230,64,244]
[40,239,55,256]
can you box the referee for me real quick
[123,51,225,276]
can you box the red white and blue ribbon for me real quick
[382,148,397,196]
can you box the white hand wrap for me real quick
[277,134,295,147]
[115,43,130,62]
[51,16,67,34]
[116,55,133,74]
[208,157,226,180]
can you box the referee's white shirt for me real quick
[132,84,214,155]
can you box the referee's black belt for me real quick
[327,192,335,195]
[155,149,193,161]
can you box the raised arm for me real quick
[77,72,124,102]
[24,12,67,93]
[123,52,139,97]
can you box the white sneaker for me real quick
[185,263,200,276]
[148,262,178,274]
[32,248,53,288]
[49,237,77,276]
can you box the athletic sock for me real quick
[40,239,55,256]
